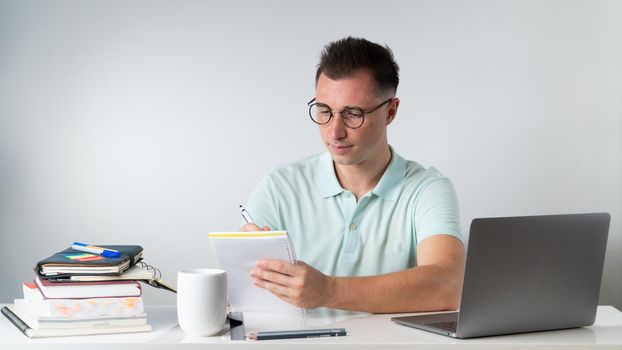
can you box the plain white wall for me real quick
[1,0,621,308]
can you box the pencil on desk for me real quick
[247,328,347,340]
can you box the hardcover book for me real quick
[34,275,142,299]
[21,284,144,317]
[2,305,151,338]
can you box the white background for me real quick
[1,0,621,309]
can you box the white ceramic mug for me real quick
[177,268,227,336]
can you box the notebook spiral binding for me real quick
[283,233,303,314]
[137,261,161,280]
[284,232,297,264]
[136,262,176,293]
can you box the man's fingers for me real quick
[253,277,292,298]
[240,224,261,232]
[251,266,294,286]
[256,259,298,276]
[240,224,271,232]
[251,260,324,309]
[240,224,272,232]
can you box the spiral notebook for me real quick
[208,231,303,314]
[41,262,176,293]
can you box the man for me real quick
[242,37,465,313]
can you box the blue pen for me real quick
[71,242,121,258]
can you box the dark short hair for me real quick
[315,37,399,96]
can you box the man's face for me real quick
[315,70,397,168]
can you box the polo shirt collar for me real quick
[317,147,406,200]
[317,151,344,198]
[372,147,406,201]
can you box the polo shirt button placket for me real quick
[338,191,361,264]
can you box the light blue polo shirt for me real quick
[245,148,462,277]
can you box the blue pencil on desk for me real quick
[71,242,121,258]
[248,328,347,340]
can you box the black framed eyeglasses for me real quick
[307,98,393,129]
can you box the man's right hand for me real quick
[240,224,271,232]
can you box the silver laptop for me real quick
[391,212,610,338]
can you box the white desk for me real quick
[2,305,622,349]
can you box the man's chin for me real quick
[330,153,358,166]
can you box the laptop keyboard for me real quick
[426,321,457,333]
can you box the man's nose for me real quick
[329,113,347,139]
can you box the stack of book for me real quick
[2,244,174,338]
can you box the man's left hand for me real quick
[250,259,335,309]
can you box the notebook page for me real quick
[208,231,302,314]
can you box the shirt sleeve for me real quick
[244,174,283,231]
[413,173,463,245]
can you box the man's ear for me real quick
[386,98,400,126]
